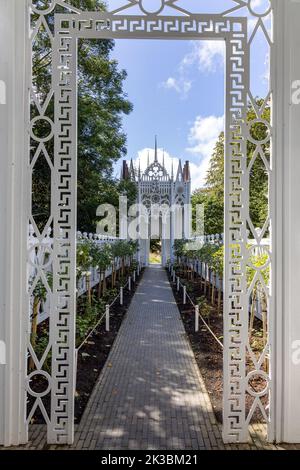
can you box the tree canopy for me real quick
[192,100,270,235]
[31,0,136,233]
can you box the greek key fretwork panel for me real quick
[57,14,246,39]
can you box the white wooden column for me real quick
[170,184,175,263]
[272,0,300,443]
[0,0,29,446]
[119,195,128,240]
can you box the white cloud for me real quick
[131,116,223,192]
[163,77,179,92]
[181,41,225,74]
[189,160,212,191]
[186,115,224,188]
[161,76,192,98]
[160,40,224,98]
[134,147,177,176]
[188,115,224,147]
[133,147,202,189]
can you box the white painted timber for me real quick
[273,0,300,444]
[0,0,29,446]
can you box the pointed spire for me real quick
[147,150,150,167]
[154,135,158,162]
[162,149,165,168]
[130,158,135,180]
[176,159,183,181]
[171,159,174,180]
[138,159,141,180]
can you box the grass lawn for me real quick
[149,253,161,264]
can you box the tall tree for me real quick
[191,133,225,235]
[31,0,136,233]
[192,101,270,235]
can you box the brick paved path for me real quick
[74,266,223,450]
[3,266,299,450]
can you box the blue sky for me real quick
[108,0,271,189]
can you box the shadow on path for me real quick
[74,266,221,450]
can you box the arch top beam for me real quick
[54,12,247,40]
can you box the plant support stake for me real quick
[105,305,110,332]
[195,305,199,333]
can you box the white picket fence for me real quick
[28,226,129,325]
[189,232,269,251]
[177,232,270,321]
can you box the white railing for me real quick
[173,231,270,322]
[189,232,269,249]
[28,226,130,325]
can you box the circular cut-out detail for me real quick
[27,370,51,398]
[248,245,270,270]
[248,0,271,17]
[246,370,269,398]
[248,119,270,145]
[139,0,164,15]
[31,0,55,15]
[30,116,54,143]
[28,244,53,270]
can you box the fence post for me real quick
[128,276,132,291]
[173,270,176,283]
[133,270,136,283]
[86,272,91,306]
[183,286,186,305]
[105,305,110,332]
[195,305,199,332]
[177,276,180,292]
[120,287,123,306]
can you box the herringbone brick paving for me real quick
[3,266,300,450]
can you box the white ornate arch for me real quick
[26,0,273,445]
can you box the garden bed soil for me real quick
[28,269,144,425]
[74,275,143,423]
[168,269,268,424]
